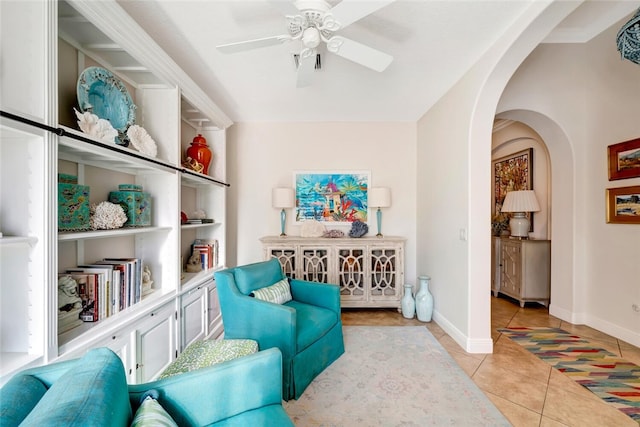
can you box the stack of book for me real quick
[59,258,143,323]
[191,239,219,270]
[185,218,214,224]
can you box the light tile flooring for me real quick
[341,296,640,427]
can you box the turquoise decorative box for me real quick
[58,175,90,231]
[108,184,151,227]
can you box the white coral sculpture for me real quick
[127,125,158,157]
[90,201,127,230]
[74,108,118,144]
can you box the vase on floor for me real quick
[401,283,415,319]
[415,275,433,322]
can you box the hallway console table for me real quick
[493,237,551,307]
[260,236,405,309]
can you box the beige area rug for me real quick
[284,326,510,426]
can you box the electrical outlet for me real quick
[459,228,467,241]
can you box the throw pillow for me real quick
[131,395,177,427]
[250,278,292,304]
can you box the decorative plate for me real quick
[77,66,136,144]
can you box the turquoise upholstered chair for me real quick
[0,347,293,426]
[214,258,345,400]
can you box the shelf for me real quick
[0,236,37,247]
[57,287,176,350]
[58,126,176,174]
[181,169,229,187]
[181,223,220,230]
[58,226,172,241]
[180,267,222,289]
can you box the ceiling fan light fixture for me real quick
[217,0,397,86]
[302,27,322,48]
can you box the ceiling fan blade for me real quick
[264,0,300,16]
[327,0,396,30]
[217,35,292,54]
[296,49,316,88]
[327,36,392,72]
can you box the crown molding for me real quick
[67,0,232,129]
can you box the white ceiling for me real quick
[117,0,639,123]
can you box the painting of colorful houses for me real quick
[294,172,369,223]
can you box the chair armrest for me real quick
[290,279,341,314]
[221,291,297,359]
[129,348,284,427]
[11,358,78,387]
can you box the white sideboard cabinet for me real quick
[0,0,230,385]
[496,238,551,307]
[261,236,406,309]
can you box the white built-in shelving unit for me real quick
[0,0,231,385]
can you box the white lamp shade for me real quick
[501,190,540,213]
[272,188,294,209]
[369,187,391,208]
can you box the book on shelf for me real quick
[103,258,142,306]
[63,257,142,322]
[191,239,218,270]
[185,218,214,224]
[57,272,93,325]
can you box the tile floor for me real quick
[341,295,640,427]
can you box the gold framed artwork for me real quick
[492,148,533,231]
[606,185,640,224]
[608,138,640,180]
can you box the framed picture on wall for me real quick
[608,137,640,180]
[294,171,369,223]
[606,185,640,224]
[492,148,534,231]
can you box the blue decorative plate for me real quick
[77,66,136,143]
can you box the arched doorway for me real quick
[494,110,576,320]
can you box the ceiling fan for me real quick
[216,0,396,87]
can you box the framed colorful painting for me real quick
[606,185,640,224]
[294,171,369,223]
[492,148,534,231]
[608,137,640,180]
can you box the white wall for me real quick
[497,16,640,345]
[416,1,580,352]
[226,122,418,284]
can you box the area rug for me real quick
[283,326,510,426]
[499,327,640,424]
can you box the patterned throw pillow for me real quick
[250,278,292,304]
[131,396,177,427]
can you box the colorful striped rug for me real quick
[499,327,640,424]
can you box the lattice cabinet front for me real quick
[260,236,405,309]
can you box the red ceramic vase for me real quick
[186,134,212,175]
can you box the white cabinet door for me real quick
[206,283,223,338]
[180,285,207,351]
[134,303,176,383]
[95,331,135,382]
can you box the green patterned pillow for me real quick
[159,339,258,379]
[131,396,177,427]
[251,278,292,304]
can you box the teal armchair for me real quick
[0,347,293,426]
[214,258,345,400]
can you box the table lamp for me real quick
[369,187,391,237]
[501,190,540,238]
[272,188,294,237]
